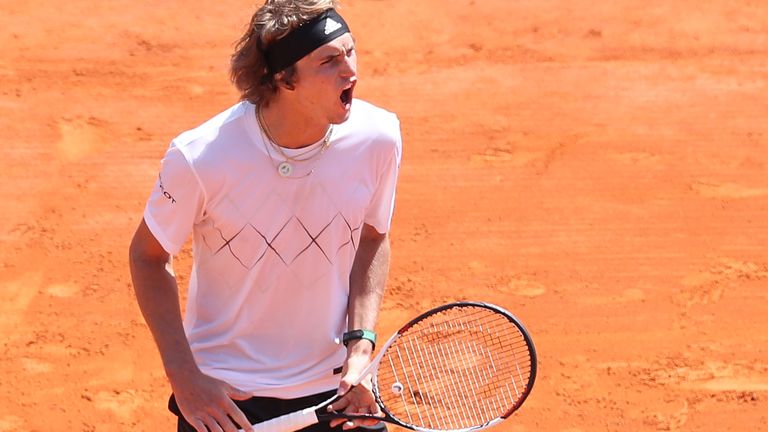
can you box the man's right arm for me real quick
[129,218,254,432]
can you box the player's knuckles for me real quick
[207,398,232,411]
[201,405,219,415]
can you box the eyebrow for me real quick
[317,44,355,61]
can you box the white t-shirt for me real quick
[143,99,402,398]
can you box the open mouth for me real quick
[340,81,356,107]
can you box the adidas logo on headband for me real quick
[324,18,342,35]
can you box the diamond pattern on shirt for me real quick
[196,176,365,291]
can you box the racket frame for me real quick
[323,301,537,431]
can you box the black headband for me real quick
[265,9,351,74]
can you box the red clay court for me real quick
[1,1,766,431]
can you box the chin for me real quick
[329,109,352,125]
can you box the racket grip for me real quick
[242,407,319,432]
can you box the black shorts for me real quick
[168,391,388,432]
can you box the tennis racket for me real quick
[244,301,537,432]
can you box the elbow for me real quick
[360,223,388,244]
[128,221,170,270]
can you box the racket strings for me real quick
[376,306,533,431]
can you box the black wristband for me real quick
[342,329,377,350]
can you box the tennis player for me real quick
[128,1,402,431]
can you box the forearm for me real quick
[338,225,390,396]
[347,225,390,336]
[129,253,199,381]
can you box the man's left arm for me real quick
[347,223,390,337]
[329,223,390,427]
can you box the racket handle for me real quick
[243,407,319,432]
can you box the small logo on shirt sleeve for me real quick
[158,174,177,204]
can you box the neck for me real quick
[259,97,330,149]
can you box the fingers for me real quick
[208,399,253,432]
[225,384,254,402]
[329,418,346,428]
[188,410,251,432]
[181,393,253,432]
[190,415,223,432]
[223,399,254,432]
[174,373,254,432]
[209,410,238,432]
[345,420,382,430]
[189,418,208,432]
[219,384,253,430]
[203,416,225,432]
[327,396,350,425]
[331,419,374,430]
[190,407,252,432]
[329,412,380,429]
[333,416,382,430]
[328,385,383,429]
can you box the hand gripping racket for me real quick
[244,301,537,432]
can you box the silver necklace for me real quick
[257,109,333,178]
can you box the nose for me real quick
[340,51,356,78]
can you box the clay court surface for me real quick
[1,0,767,430]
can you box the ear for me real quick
[275,71,296,91]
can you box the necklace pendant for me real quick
[277,161,293,177]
